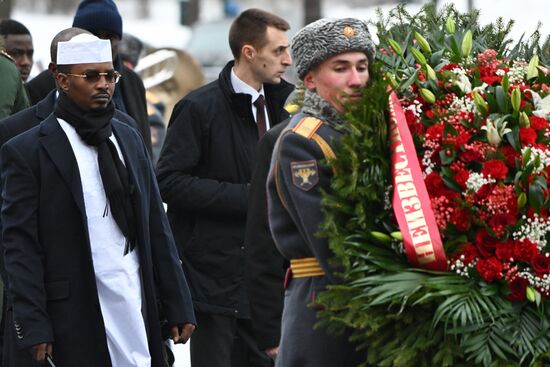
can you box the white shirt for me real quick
[230,67,270,129]
[58,119,151,367]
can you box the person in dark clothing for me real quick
[0,19,33,82]
[0,49,29,118]
[0,32,195,367]
[25,0,152,155]
[0,27,140,367]
[267,18,375,367]
[244,120,289,361]
[156,8,293,367]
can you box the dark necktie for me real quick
[254,95,267,137]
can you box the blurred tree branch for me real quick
[138,0,150,18]
[0,0,12,19]
[304,0,321,24]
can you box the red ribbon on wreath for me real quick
[389,92,447,271]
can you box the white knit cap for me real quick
[56,33,112,65]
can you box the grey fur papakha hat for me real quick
[291,18,376,80]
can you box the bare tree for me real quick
[137,0,150,19]
[47,0,79,14]
[179,0,199,26]
[0,0,13,19]
[304,0,321,25]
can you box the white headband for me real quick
[57,33,112,65]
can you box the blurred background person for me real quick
[119,32,167,163]
[0,19,33,82]
[0,36,28,119]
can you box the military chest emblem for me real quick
[291,160,319,191]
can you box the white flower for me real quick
[465,172,495,193]
[521,146,550,174]
[481,116,511,146]
[528,90,550,118]
[450,67,472,93]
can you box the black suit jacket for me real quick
[244,121,289,350]
[157,61,294,316]
[0,115,195,366]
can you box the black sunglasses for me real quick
[64,70,121,84]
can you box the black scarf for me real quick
[55,92,138,255]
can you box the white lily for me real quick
[453,72,472,93]
[472,82,489,94]
[481,117,511,146]
[528,89,550,118]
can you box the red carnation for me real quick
[500,145,519,168]
[475,183,495,200]
[441,63,461,71]
[457,243,478,264]
[454,169,470,189]
[495,240,515,262]
[475,229,497,258]
[425,172,445,197]
[481,160,508,180]
[531,253,550,276]
[476,257,504,282]
[488,213,515,237]
[450,207,471,231]
[425,109,435,119]
[507,277,528,302]
[480,74,502,86]
[425,124,444,141]
[513,239,539,262]
[529,116,549,131]
[520,127,538,146]
[456,131,472,147]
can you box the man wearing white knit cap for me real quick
[0,33,195,367]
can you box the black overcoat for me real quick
[0,115,195,366]
[156,61,293,317]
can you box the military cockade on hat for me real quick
[291,18,376,80]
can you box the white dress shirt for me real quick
[231,68,270,129]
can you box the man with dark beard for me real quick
[0,33,195,367]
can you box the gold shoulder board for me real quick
[292,117,323,139]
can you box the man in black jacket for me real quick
[156,8,293,367]
[25,0,152,155]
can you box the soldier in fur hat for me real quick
[266,18,375,367]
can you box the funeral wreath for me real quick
[316,5,550,367]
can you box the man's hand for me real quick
[265,346,279,360]
[30,342,53,362]
[170,323,195,344]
